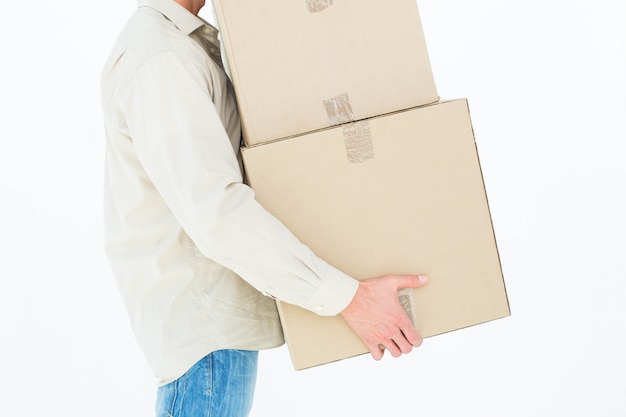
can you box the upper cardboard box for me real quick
[242,99,509,369]
[213,0,439,145]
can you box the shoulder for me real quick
[116,7,197,66]
[102,7,212,97]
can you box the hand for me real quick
[339,274,429,360]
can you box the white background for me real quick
[1,1,625,416]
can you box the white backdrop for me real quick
[1,1,625,416]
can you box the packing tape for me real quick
[323,93,354,126]
[323,93,373,163]
[306,0,333,13]
[343,121,374,163]
[398,288,418,329]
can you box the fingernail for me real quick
[418,274,429,283]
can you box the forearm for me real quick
[121,52,358,315]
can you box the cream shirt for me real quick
[101,0,359,385]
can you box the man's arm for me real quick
[117,50,356,314]
[119,50,427,354]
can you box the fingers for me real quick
[367,343,385,361]
[399,320,421,347]
[382,341,402,358]
[365,321,421,360]
[369,336,416,359]
[391,320,422,354]
[388,334,413,356]
[366,341,403,360]
[391,274,429,290]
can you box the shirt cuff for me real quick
[300,265,359,316]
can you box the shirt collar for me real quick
[137,0,208,35]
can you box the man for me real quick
[101,0,429,415]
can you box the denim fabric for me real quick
[155,350,258,417]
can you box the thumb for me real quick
[391,274,429,290]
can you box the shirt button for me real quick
[203,26,213,35]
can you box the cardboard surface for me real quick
[242,99,510,370]
[214,0,439,145]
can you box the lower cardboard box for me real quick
[241,99,510,370]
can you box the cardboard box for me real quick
[214,0,439,145]
[242,99,510,370]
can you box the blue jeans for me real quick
[155,350,259,417]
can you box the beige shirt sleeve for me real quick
[117,50,358,315]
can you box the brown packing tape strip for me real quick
[306,0,333,13]
[398,288,418,330]
[323,93,374,163]
[323,93,354,126]
[343,121,374,163]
